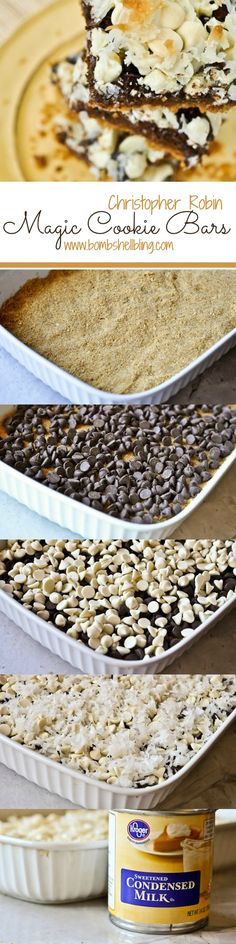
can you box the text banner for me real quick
[0,182,235,265]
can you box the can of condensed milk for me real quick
[108,810,215,934]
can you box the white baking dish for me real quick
[0,270,235,405]
[0,407,235,540]
[0,824,108,903]
[0,583,235,675]
[0,709,235,810]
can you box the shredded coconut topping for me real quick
[0,675,235,788]
[0,811,108,842]
[85,0,236,100]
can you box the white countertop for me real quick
[0,341,236,405]
[0,490,77,540]
[0,347,67,404]
[0,867,235,944]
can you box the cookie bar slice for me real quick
[52,53,223,167]
[81,0,236,111]
[55,110,177,180]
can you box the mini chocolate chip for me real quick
[0,404,234,526]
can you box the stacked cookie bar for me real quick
[51,0,236,180]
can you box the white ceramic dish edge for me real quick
[0,449,235,540]
[0,708,235,810]
[1,325,236,406]
[0,832,108,902]
[0,268,235,404]
[0,584,235,676]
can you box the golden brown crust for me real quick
[70,101,213,165]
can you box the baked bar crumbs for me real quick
[1,270,236,394]
[0,675,235,788]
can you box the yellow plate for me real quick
[0,0,236,182]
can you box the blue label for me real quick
[121,869,200,908]
[127,820,151,843]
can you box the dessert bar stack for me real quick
[51,0,236,181]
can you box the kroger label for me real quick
[127,820,151,843]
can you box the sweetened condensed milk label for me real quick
[109,811,215,932]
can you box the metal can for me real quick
[108,809,215,934]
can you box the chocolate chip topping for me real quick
[0,404,235,524]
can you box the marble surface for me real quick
[0,719,235,810]
[177,465,236,539]
[0,605,235,675]
[0,343,236,405]
[0,867,235,944]
[169,347,236,404]
[0,347,67,404]
[0,491,77,540]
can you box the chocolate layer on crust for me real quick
[55,110,177,180]
[82,0,236,111]
[52,54,223,166]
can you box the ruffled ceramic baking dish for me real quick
[0,816,108,902]
[0,407,235,541]
[0,578,235,675]
[0,271,235,405]
[0,708,235,810]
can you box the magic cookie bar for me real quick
[52,53,223,167]
[82,0,236,110]
[55,110,177,180]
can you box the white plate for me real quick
[129,840,183,857]
[0,708,235,810]
[0,582,235,675]
[0,407,235,540]
[0,270,235,405]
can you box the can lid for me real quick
[111,809,216,816]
